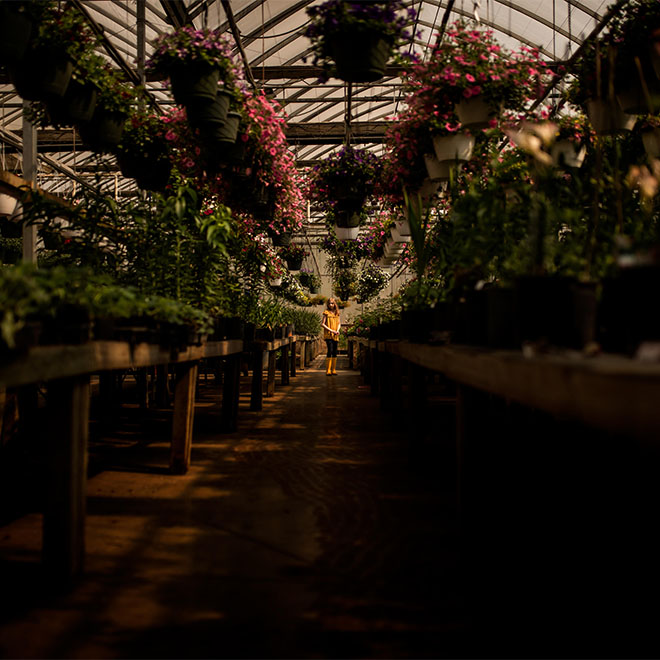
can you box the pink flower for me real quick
[165,130,176,141]
[465,73,476,83]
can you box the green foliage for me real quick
[355,263,388,303]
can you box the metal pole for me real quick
[137,0,146,88]
[22,101,37,263]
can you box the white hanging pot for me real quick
[0,193,18,217]
[390,224,411,244]
[269,277,283,287]
[585,98,636,136]
[642,128,660,159]
[550,140,587,168]
[432,133,475,163]
[455,94,497,129]
[334,225,360,240]
[423,153,451,181]
[394,218,411,237]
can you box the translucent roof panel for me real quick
[0,0,617,195]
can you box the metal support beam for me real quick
[21,103,37,263]
[220,0,259,90]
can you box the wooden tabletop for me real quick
[351,338,660,440]
[0,339,244,389]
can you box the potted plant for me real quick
[298,268,322,293]
[117,110,172,191]
[565,40,636,135]
[608,0,660,115]
[408,19,550,130]
[638,114,660,159]
[550,113,592,169]
[147,27,240,106]
[355,262,389,303]
[304,0,416,83]
[278,242,308,272]
[0,1,40,66]
[79,62,135,153]
[309,145,381,212]
[8,4,89,102]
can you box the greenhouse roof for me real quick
[0,0,617,197]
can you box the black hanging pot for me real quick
[186,88,232,128]
[334,209,361,228]
[169,62,220,105]
[286,255,304,271]
[80,108,127,154]
[135,158,172,193]
[0,3,34,65]
[9,48,73,101]
[201,110,241,145]
[327,27,392,83]
[46,79,98,126]
[269,229,292,247]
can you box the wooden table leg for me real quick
[221,354,240,432]
[250,348,265,411]
[348,340,354,369]
[266,350,277,397]
[290,341,297,378]
[281,344,290,385]
[44,375,90,582]
[170,361,199,474]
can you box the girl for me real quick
[321,298,341,375]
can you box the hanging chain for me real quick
[473,0,481,24]
[567,1,573,57]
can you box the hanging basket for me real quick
[423,153,452,181]
[642,127,660,159]
[432,133,475,163]
[393,218,411,237]
[390,224,412,244]
[10,50,73,102]
[269,277,283,287]
[585,98,635,135]
[169,63,220,105]
[79,109,127,153]
[615,73,660,115]
[47,79,98,126]
[0,193,19,217]
[334,225,360,240]
[327,28,391,83]
[269,230,292,247]
[200,110,241,146]
[334,209,361,228]
[455,94,498,129]
[286,256,304,271]
[0,4,33,66]
[135,159,172,193]
[550,140,587,169]
[185,88,232,128]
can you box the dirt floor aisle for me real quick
[0,355,465,659]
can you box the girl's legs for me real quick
[325,339,333,375]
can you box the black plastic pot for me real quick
[169,63,220,105]
[515,275,595,349]
[328,27,392,83]
[80,109,127,154]
[47,79,97,126]
[0,4,33,65]
[269,230,292,247]
[286,256,304,271]
[10,49,73,101]
[598,265,660,354]
[486,287,517,349]
[186,88,231,128]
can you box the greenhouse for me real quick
[1,0,660,657]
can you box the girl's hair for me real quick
[326,298,337,311]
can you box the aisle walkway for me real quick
[0,355,465,659]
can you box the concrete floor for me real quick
[0,356,466,658]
